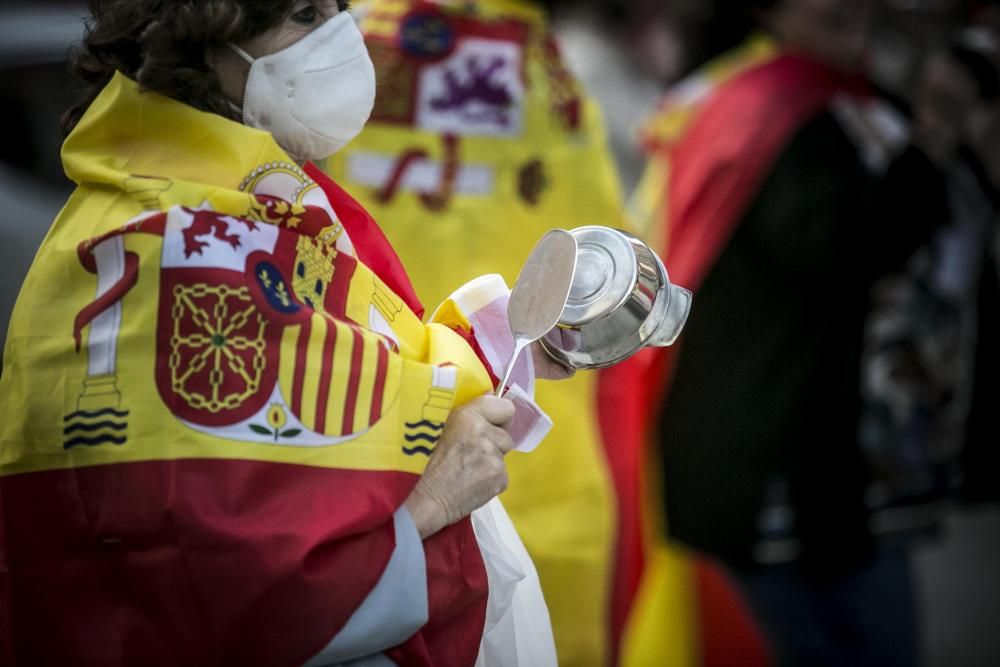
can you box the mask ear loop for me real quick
[226,43,256,124]
[226,100,244,120]
[228,43,255,65]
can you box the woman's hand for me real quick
[531,340,575,381]
[404,396,516,539]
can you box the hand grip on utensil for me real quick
[496,229,578,397]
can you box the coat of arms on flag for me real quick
[71,199,408,449]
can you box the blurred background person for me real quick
[959,62,1000,509]
[908,18,1000,515]
[860,31,1000,542]
[603,0,954,665]
[323,1,631,665]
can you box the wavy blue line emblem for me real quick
[63,408,129,450]
[402,419,445,456]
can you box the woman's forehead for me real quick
[306,0,342,10]
[277,0,342,17]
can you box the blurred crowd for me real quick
[1,0,999,666]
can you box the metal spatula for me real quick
[496,229,578,397]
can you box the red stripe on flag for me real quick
[342,328,365,435]
[369,341,389,426]
[313,321,339,434]
[291,318,312,418]
[326,251,358,320]
[0,459,487,666]
[697,560,773,667]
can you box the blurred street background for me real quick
[0,1,998,665]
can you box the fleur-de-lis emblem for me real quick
[275,281,291,307]
[258,269,273,289]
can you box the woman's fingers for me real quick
[530,340,576,380]
[486,424,516,455]
[466,395,515,429]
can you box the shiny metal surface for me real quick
[541,226,691,370]
[560,227,636,326]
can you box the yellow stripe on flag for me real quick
[298,315,328,429]
[320,320,355,435]
[279,325,299,407]
[353,335,376,432]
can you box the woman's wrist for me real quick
[403,486,448,540]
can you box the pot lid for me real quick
[559,226,638,326]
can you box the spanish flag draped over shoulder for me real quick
[0,71,497,666]
[612,38,873,667]
[326,2,690,665]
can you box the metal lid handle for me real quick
[647,283,692,348]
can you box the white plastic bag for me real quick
[471,498,558,667]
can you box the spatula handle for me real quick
[496,340,528,397]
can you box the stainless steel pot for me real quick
[540,226,692,370]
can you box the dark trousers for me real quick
[732,548,918,667]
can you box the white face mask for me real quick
[229,12,376,161]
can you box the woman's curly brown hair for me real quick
[62,0,296,135]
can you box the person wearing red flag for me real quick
[608,0,950,664]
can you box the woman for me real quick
[0,1,565,665]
